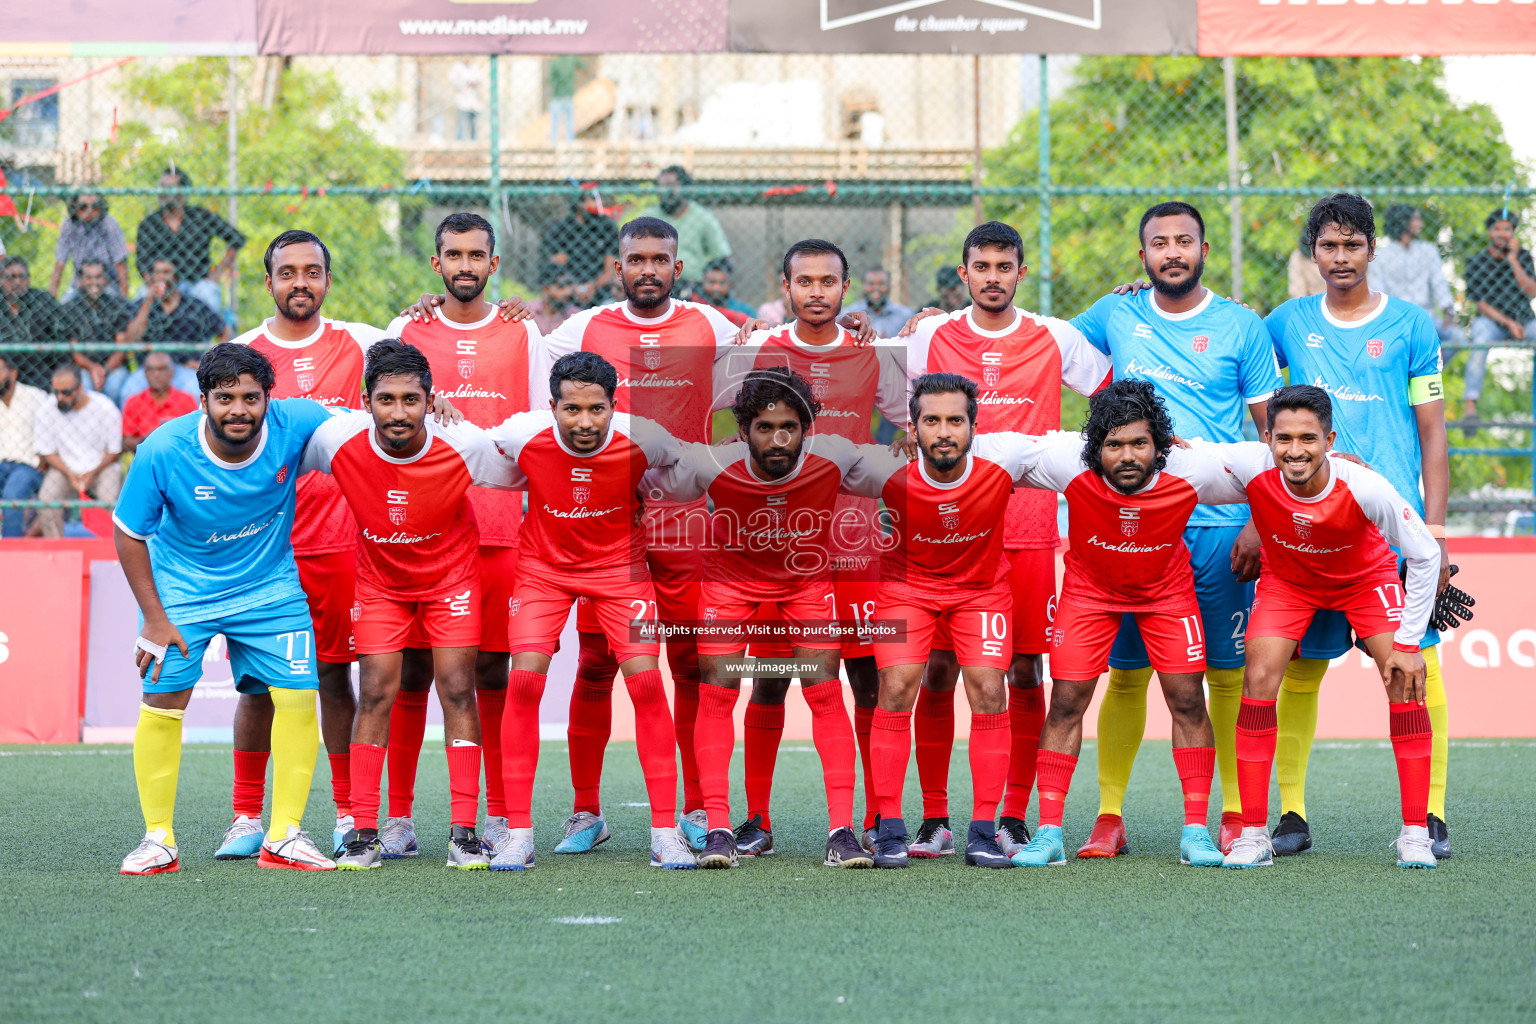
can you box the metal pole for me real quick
[1223,56,1243,303]
[488,54,502,303]
[226,57,239,325]
[972,55,984,226]
[1037,54,1051,317]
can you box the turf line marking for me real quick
[551,916,622,925]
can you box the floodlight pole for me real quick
[489,53,502,303]
[227,56,239,325]
[1223,56,1243,303]
[1037,54,1052,317]
[973,55,984,226]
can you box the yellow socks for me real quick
[1276,657,1327,820]
[1424,645,1448,820]
[134,703,185,847]
[1095,667,1152,816]
[1203,666,1244,814]
[268,687,320,843]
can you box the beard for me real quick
[1146,253,1205,299]
[446,273,487,302]
[750,440,803,480]
[922,436,969,474]
[624,274,672,310]
[277,289,319,319]
[208,414,260,445]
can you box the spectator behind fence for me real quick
[61,259,134,396]
[0,255,65,388]
[1375,204,1467,349]
[1462,208,1536,423]
[120,351,196,453]
[540,190,619,287]
[526,262,577,334]
[113,257,225,405]
[33,363,121,538]
[635,165,731,287]
[49,193,129,298]
[695,257,756,321]
[0,352,45,537]
[845,266,913,338]
[135,166,244,317]
[1288,225,1326,299]
[925,264,968,312]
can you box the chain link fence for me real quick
[0,52,1531,535]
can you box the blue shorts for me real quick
[1109,523,1255,671]
[141,595,321,694]
[1297,545,1441,659]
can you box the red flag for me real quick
[0,166,17,219]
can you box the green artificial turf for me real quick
[3,739,1533,1022]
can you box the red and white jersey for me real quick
[906,306,1111,550]
[537,298,742,452]
[489,410,682,575]
[1010,432,1248,612]
[843,436,1033,589]
[641,433,876,589]
[299,412,517,599]
[232,317,384,555]
[1204,441,1441,648]
[385,307,540,548]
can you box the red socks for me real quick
[693,683,739,831]
[744,700,785,830]
[1172,746,1215,826]
[625,669,678,827]
[803,681,856,830]
[387,688,430,818]
[1389,702,1433,826]
[1035,749,1078,829]
[913,687,954,820]
[1001,685,1046,820]
[349,742,387,831]
[445,743,481,828]
[231,749,268,820]
[854,705,877,829]
[1235,698,1278,829]
[968,712,1010,823]
[476,688,507,819]
[326,752,350,818]
[672,671,703,813]
[870,708,913,822]
[567,635,616,816]
[501,670,547,829]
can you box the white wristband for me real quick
[135,636,168,664]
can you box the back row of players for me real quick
[115,196,1462,875]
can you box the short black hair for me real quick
[1080,378,1174,479]
[908,372,977,427]
[704,256,734,276]
[1,255,28,274]
[149,256,179,280]
[264,230,332,276]
[197,343,275,395]
[51,362,82,386]
[782,238,849,282]
[77,258,109,276]
[732,367,820,435]
[161,166,192,187]
[1139,201,1206,246]
[1383,204,1418,240]
[1305,193,1375,252]
[1486,207,1520,230]
[550,350,618,403]
[962,221,1024,265]
[658,164,693,186]
[619,216,679,248]
[364,338,432,395]
[435,211,495,255]
[1268,383,1334,435]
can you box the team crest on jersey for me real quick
[572,485,591,505]
[643,348,663,370]
[1367,338,1384,358]
[388,506,407,526]
[941,511,960,530]
[1192,335,1209,354]
[295,372,315,392]
[275,465,288,484]
[811,376,830,400]
[509,598,521,617]
[703,606,718,623]
[982,364,1001,387]
[350,601,362,623]
[457,358,475,379]
[1119,507,1140,536]
[1291,512,1313,539]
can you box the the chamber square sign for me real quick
[729,0,1197,54]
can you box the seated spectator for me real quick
[1463,208,1536,423]
[526,263,577,334]
[60,259,134,397]
[845,266,913,338]
[113,257,223,405]
[120,351,196,453]
[33,363,122,538]
[1375,204,1466,348]
[635,165,731,288]
[135,166,244,319]
[925,265,967,312]
[541,190,619,288]
[49,193,129,299]
[689,257,755,325]
[0,352,46,537]
[0,255,64,388]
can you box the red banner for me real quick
[0,550,84,743]
[1198,0,1536,57]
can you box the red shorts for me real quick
[295,549,357,664]
[1248,571,1405,645]
[873,578,1013,671]
[696,580,839,656]
[932,548,1056,657]
[1048,602,1206,680]
[745,573,879,660]
[476,545,520,653]
[577,507,703,635]
[353,580,482,656]
[513,570,660,663]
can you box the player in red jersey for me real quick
[1198,385,1441,870]
[642,367,881,869]
[378,213,540,859]
[988,381,1248,868]
[299,339,518,871]
[216,230,384,861]
[725,239,908,857]
[485,350,697,871]
[899,221,1111,857]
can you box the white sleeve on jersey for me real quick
[1199,440,1277,488]
[901,312,947,381]
[710,327,777,413]
[343,320,389,355]
[641,440,730,503]
[439,420,521,490]
[972,430,1079,490]
[1042,315,1113,396]
[1163,444,1251,506]
[698,301,748,351]
[1335,459,1442,648]
[383,314,411,339]
[841,443,907,498]
[532,306,600,400]
[873,343,911,426]
[487,409,555,472]
[298,410,369,476]
[521,316,545,413]
[620,412,685,469]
